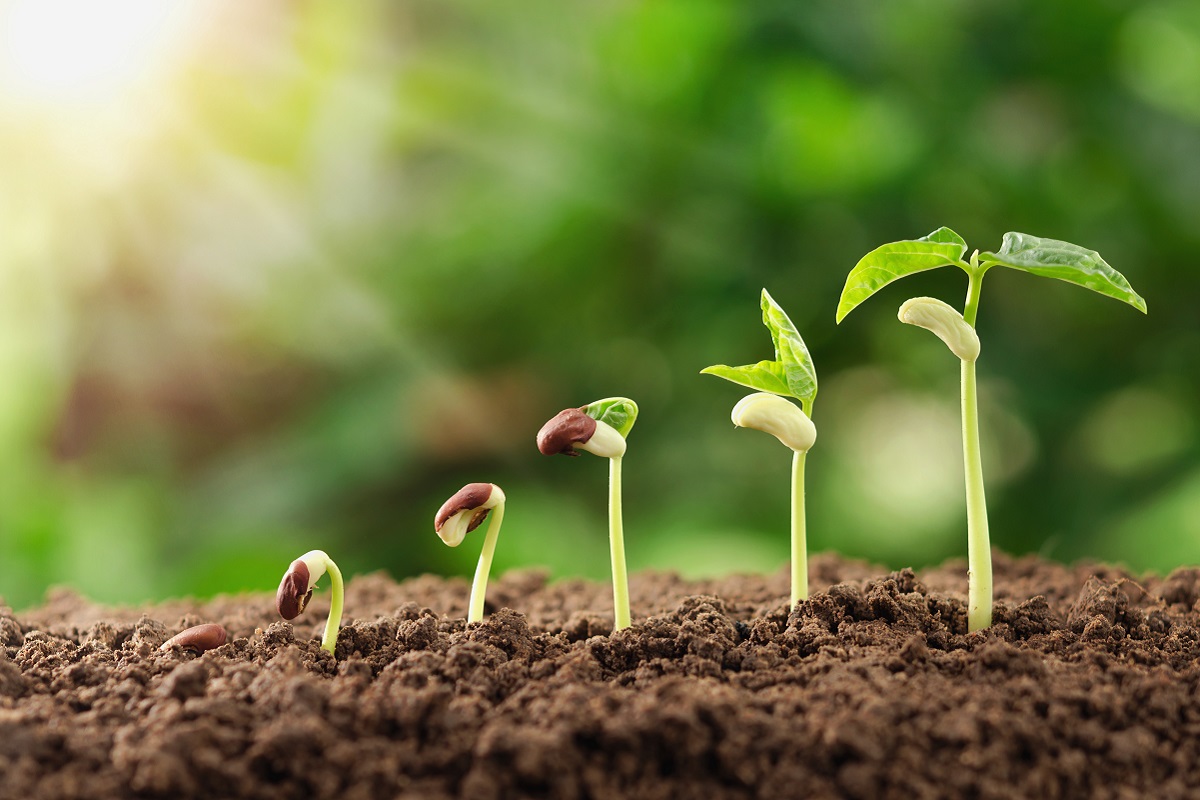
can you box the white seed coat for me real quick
[731,393,816,453]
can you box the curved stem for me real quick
[962,358,992,631]
[320,558,344,655]
[468,503,504,624]
[609,456,631,630]
[790,449,808,607]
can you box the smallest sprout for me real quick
[898,296,980,362]
[276,549,344,656]
[159,623,228,654]
[732,392,816,453]
[435,483,507,624]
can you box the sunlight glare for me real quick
[0,0,197,107]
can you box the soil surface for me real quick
[4,553,1200,799]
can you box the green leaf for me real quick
[761,289,817,405]
[701,289,817,410]
[921,226,968,247]
[584,397,639,438]
[700,361,791,397]
[836,226,970,323]
[980,232,1147,314]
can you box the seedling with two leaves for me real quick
[702,290,818,608]
[838,228,1146,631]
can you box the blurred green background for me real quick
[1,0,1197,609]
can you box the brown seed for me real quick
[276,560,312,620]
[159,623,228,653]
[434,483,495,533]
[536,407,596,456]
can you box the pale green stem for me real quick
[468,503,504,624]
[609,456,631,630]
[320,558,345,655]
[962,359,992,631]
[790,449,808,607]
[963,259,984,326]
[961,269,992,631]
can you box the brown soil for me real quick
[3,553,1200,800]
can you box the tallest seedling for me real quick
[838,228,1146,631]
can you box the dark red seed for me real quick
[536,408,596,456]
[160,623,228,653]
[276,560,311,620]
[434,483,495,533]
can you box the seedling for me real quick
[159,623,228,654]
[838,228,1146,631]
[276,549,344,655]
[537,397,638,630]
[435,482,507,624]
[702,289,818,606]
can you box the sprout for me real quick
[839,227,1145,631]
[702,289,818,607]
[537,397,638,631]
[159,623,228,654]
[434,482,507,624]
[276,549,344,656]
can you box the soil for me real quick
[4,552,1200,800]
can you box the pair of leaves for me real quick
[584,397,638,438]
[701,289,817,412]
[835,227,1147,322]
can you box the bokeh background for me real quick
[1,0,1197,609]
